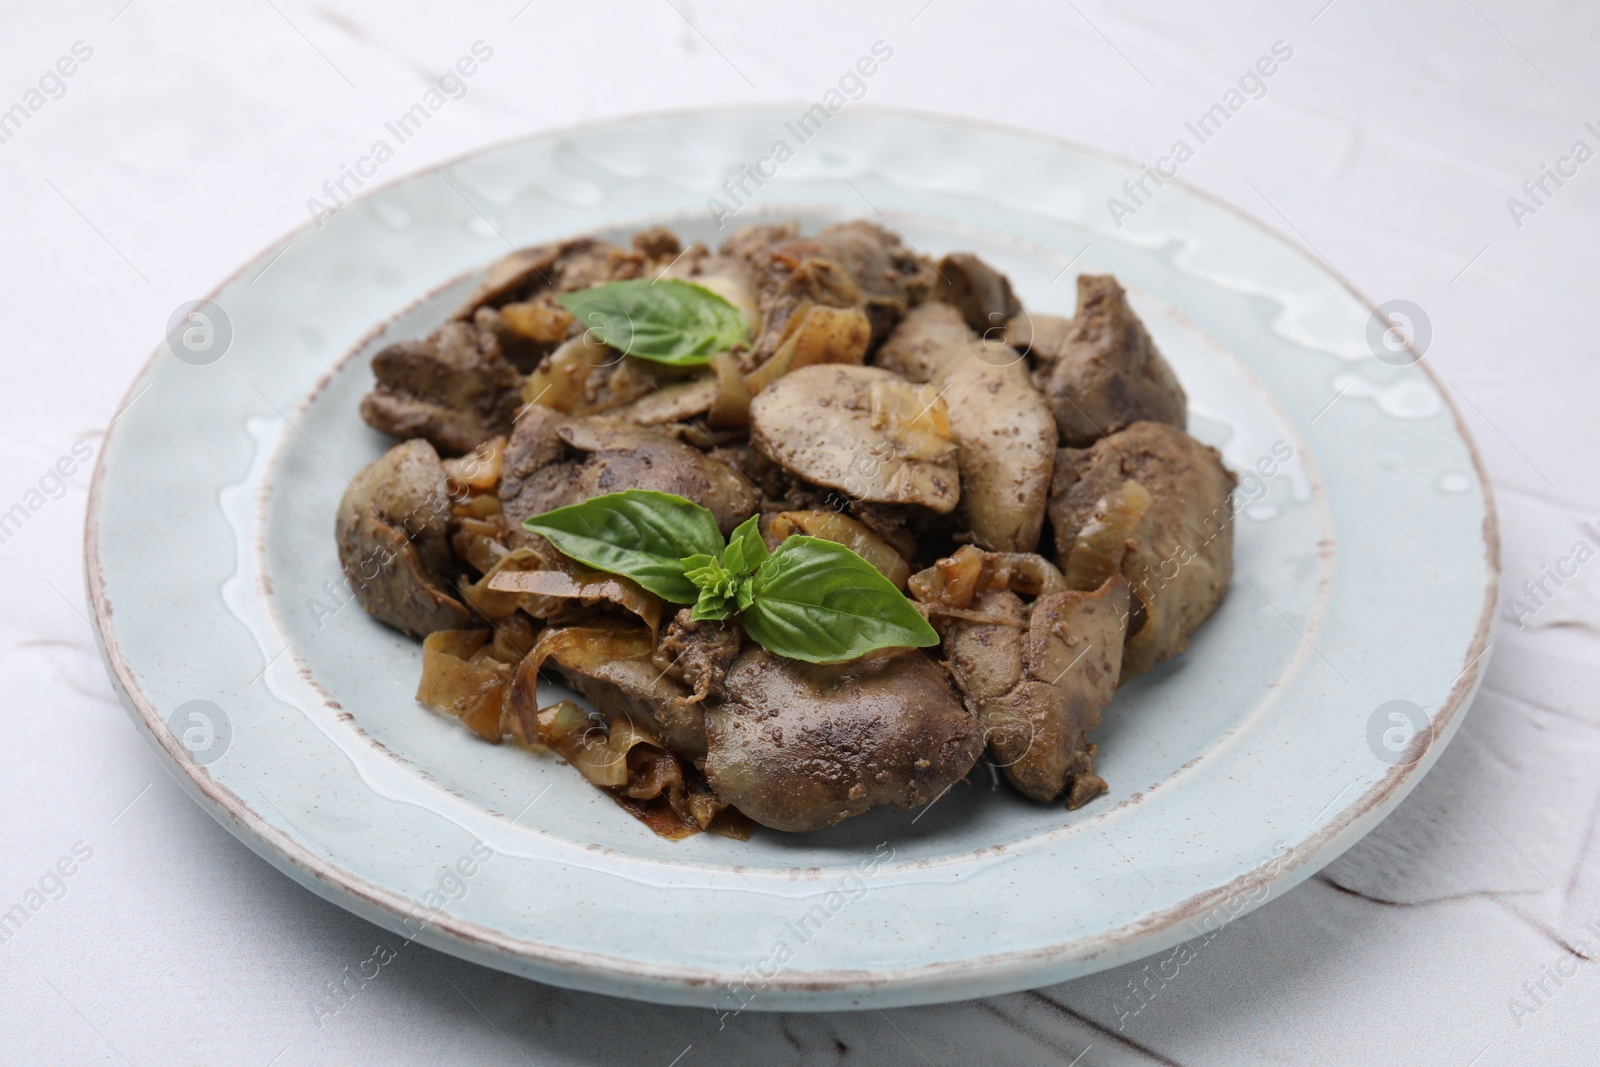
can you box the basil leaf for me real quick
[557,279,748,367]
[684,549,747,621]
[721,515,767,579]
[691,590,735,622]
[681,553,722,584]
[521,490,724,604]
[742,537,940,663]
[524,496,935,663]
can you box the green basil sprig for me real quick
[521,489,723,604]
[556,279,748,367]
[680,515,767,622]
[522,491,938,664]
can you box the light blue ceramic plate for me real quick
[86,108,1497,1011]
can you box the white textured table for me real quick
[3,2,1596,1064]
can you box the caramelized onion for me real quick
[451,494,503,519]
[461,549,557,621]
[442,435,505,493]
[521,334,670,416]
[497,298,575,347]
[522,333,606,412]
[908,545,1069,621]
[1117,555,1161,663]
[613,746,755,840]
[1064,479,1153,592]
[451,516,509,576]
[502,632,753,841]
[524,623,655,677]
[623,745,683,800]
[743,302,872,395]
[534,700,657,788]
[502,624,658,745]
[705,350,752,429]
[466,545,662,634]
[686,789,728,829]
[486,611,540,664]
[489,565,661,635]
[416,629,506,742]
[983,553,1070,598]
[909,544,985,609]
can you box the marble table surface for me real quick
[3,1,1597,1063]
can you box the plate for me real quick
[85,108,1497,1011]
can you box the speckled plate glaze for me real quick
[85,108,1497,1011]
